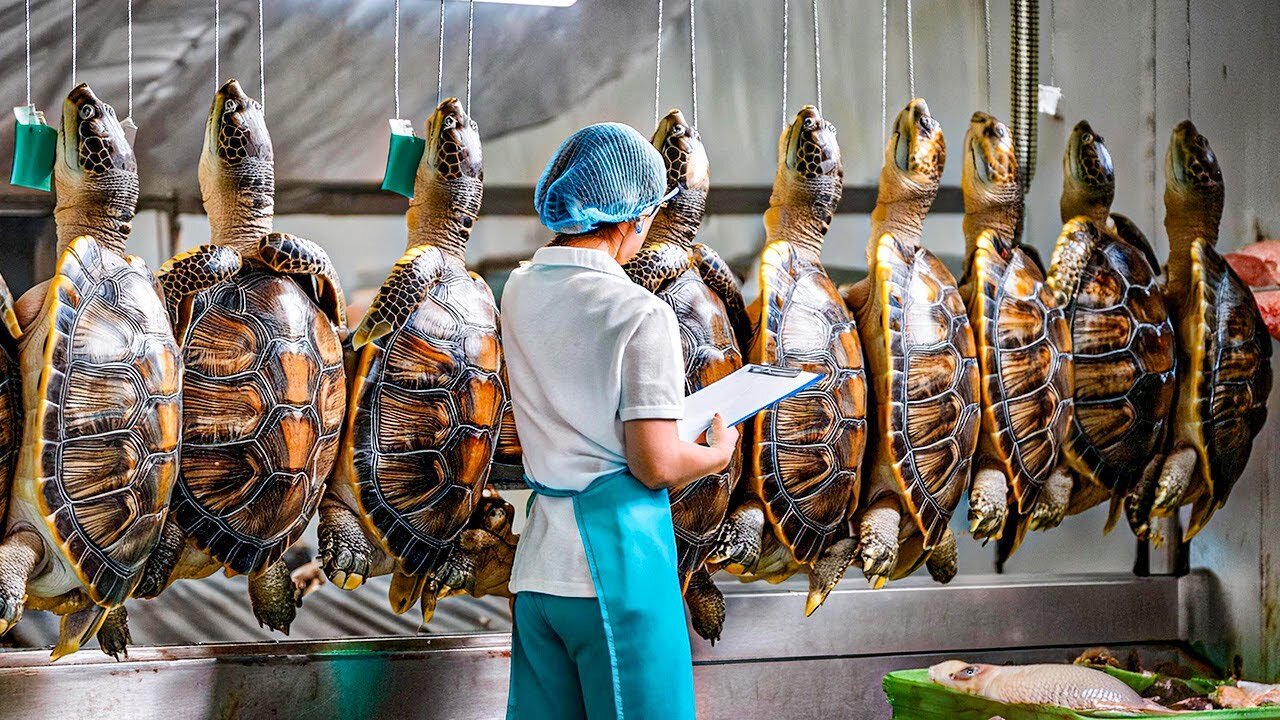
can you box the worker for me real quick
[503,122,738,720]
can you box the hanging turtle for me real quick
[1133,121,1271,539]
[1030,121,1175,533]
[712,106,866,616]
[959,112,1073,555]
[131,80,346,635]
[844,100,980,591]
[318,98,517,622]
[622,108,746,641]
[0,84,181,659]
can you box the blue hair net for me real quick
[534,122,667,235]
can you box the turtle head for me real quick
[769,106,843,247]
[408,98,483,258]
[1061,120,1115,224]
[458,490,519,598]
[1164,120,1223,242]
[873,99,945,240]
[928,661,995,695]
[646,108,709,247]
[962,112,1022,241]
[54,84,138,254]
[200,79,274,247]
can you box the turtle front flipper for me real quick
[350,245,438,348]
[692,243,752,352]
[248,559,301,635]
[0,528,43,635]
[258,232,347,330]
[622,241,691,294]
[1046,218,1102,307]
[155,244,243,338]
[685,566,726,643]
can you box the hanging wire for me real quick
[1047,0,1056,86]
[71,0,77,83]
[393,0,401,118]
[689,0,698,128]
[258,0,266,107]
[436,0,446,105]
[982,0,992,109]
[653,0,663,128]
[905,0,914,99]
[1185,0,1192,118]
[811,0,822,115]
[781,0,789,127]
[126,0,134,117]
[880,0,887,140]
[466,0,475,109]
[214,0,220,86]
[24,0,31,105]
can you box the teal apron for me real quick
[523,470,696,720]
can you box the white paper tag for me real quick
[1038,85,1063,117]
[388,118,416,137]
[121,117,138,146]
[13,104,46,126]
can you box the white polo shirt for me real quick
[502,245,686,597]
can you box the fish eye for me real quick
[802,118,817,131]
[443,116,457,129]
[224,99,238,113]
[78,104,95,120]
[954,665,980,679]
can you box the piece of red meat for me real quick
[1255,288,1280,342]
[1228,239,1280,287]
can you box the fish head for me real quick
[58,84,136,185]
[200,79,273,199]
[881,98,946,206]
[962,111,1021,213]
[1061,119,1115,224]
[652,108,709,195]
[1164,119,1223,231]
[929,660,995,694]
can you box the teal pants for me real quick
[506,591,694,719]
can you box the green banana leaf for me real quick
[883,668,1280,719]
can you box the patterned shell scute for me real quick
[174,268,345,575]
[659,268,744,577]
[36,238,181,604]
[350,247,504,576]
[971,233,1074,509]
[1187,239,1272,505]
[1063,237,1175,489]
[755,244,866,564]
[877,235,981,546]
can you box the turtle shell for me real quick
[0,275,23,526]
[655,266,744,579]
[172,266,345,575]
[867,234,981,547]
[1061,230,1175,490]
[967,231,1074,510]
[20,236,181,605]
[752,242,866,564]
[1179,238,1272,510]
[345,247,505,576]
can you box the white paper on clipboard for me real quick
[677,364,823,443]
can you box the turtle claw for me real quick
[1028,468,1073,531]
[868,575,888,590]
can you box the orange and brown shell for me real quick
[967,231,1074,510]
[867,233,981,546]
[343,246,506,576]
[170,265,345,575]
[1055,220,1176,491]
[23,237,181,604]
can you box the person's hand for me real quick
[707,413,739,462]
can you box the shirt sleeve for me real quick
[618,303,686,421]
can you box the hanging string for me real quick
[811,0,822,115]
[258,0,265,107]
[1047,0,1056,86]
[982,0,992,109]
[1185,0,1192,118]
[466,0,475,109]
[905,0,914,99]
[24,0,31,105]
[436,0,446,105]
[689,0,698,128]
[214,0,220,86]
[393,0,400,118]
[71,0,77,83]
[880,0,887,140]
[781,0,788,127]
[653,0,663,128]
[126,0,134,117]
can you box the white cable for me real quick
[466,0,475,109]
[905,0,914,99]
[689,0,697,128]
[881,0,887,141]
[1185,0,1192,118]
[24,0,31,105]
[654,0,663,128]
[437,0,445,104]
[812,0,821,115]
[71,0,77,84]
[781,0,788,127]
[394,0,400,118]
[214,0,220,87]
[127,0,134,117]
[258,0,265,107]
[983,0,992,109]
[1047,0,1056,86]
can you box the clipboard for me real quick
[677,364,824,443]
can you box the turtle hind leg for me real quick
[707,500,766,573]
[926,528,959,584]
[1124,454,1164,540]
[1153,446,1199,516]
[134,518,187,599]
[1028,467,1075,531]
[685,567,726,643]
[96,605,131,660]
[968,465,1010,541]
[318,495,377,591]
[859,497,901,589]
[52,600,110,661]
[0,528,44,635]
[806,537,857,616]
[248,559,300,635]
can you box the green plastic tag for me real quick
[381,119,425,199]
[10,106,58,192]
